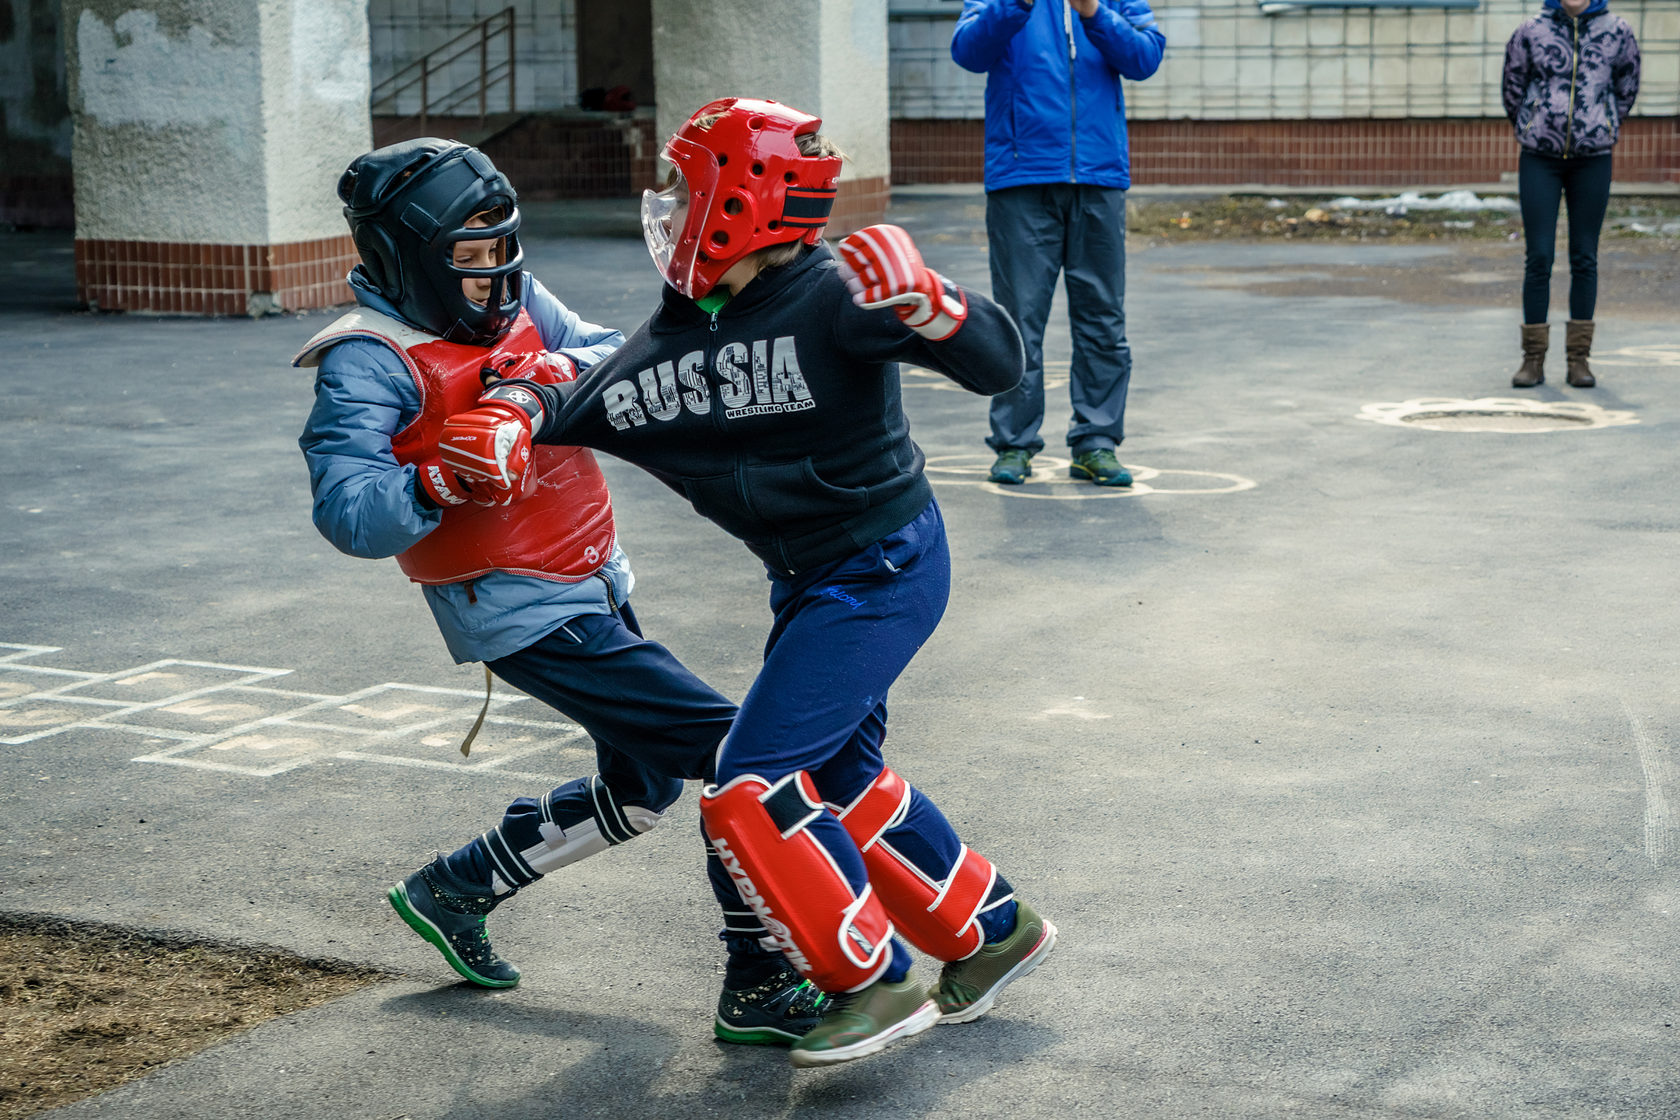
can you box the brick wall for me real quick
[74,235,358,315]
[891,117,1680,187]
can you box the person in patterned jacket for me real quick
[1503,0,1640,389]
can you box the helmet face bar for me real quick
[640,98,843,299]
[339,139,526,345]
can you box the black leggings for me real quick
[1518,150,1613,325]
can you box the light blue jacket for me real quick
[951,0,1166,191]
[298,273,629,663]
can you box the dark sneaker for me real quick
[788,973,940,1067]
[932,900,1056,1024]
[988,449,1034,485]
[1069,449,1132,487]
[715,963,828,1046]
[387,859,520,988]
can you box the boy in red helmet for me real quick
[445,99,1057,1068]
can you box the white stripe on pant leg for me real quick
[520,819,612,875]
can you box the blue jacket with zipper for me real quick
[951,0,1166,191]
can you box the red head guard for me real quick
[641,98,843,299]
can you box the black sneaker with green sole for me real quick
[715,964,828,1046]
[932,899,1056,1024]
[788,972,940,1068]
[387,859,520,988]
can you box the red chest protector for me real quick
[295,307,615,586]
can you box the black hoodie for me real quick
[532,243,1024,575]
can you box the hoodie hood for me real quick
[1543,0,1610,16]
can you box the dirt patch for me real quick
[0,913,389,1120]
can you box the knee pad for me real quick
[700,772,894,993]
[480,774,665,892]
[838,766,998,962]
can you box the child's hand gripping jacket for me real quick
[438,377,550,506]
[836,224,968,342]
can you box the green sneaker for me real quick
[932,900,1056,1024]
[788,973,940,1068]
[387,859,520,988]
[714,964,828,1046]
[1069,448,1132,487]
[988,449,1034,485]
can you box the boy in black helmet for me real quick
[295,138,824,1046]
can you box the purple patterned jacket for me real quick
[1503,0,1640,158]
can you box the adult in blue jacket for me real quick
[952,0,1164,487]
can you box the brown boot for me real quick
[1512,323,1548,388]
[1565,319,1596,387]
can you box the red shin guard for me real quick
[700,772,893,992]
[838,767,997,962]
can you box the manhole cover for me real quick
[1359,397,1638,433]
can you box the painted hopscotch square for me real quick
[0,700,114,743]
[132,725,386,778]
[114,685,331,735]
[0,665,97,704]
[283,682,526,735]
[53,661,289,705]
[335,709,594,779]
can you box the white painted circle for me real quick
[1358,397,1638,434]
[923,455,1256,500]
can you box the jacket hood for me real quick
[1543,0,1610,16]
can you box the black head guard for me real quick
[338,138,525,345]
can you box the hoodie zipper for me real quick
[706,308,762,559]
[1065,1,1078,183]
[705,309,724,433]
[1564,13,1580,157]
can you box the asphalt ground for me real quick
[2,192,1678,1119]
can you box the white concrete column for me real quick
[64,0,372,314]
[649,0,889,234]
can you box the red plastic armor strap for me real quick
[838,767,997,962]
[700,772,894,993]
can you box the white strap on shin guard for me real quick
[839,766,996,962]
[491,775,664,884]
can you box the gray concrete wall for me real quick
[650,0,890,185]
[258,1,373,244]
[64,0,370,245]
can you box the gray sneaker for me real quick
[988,449,1034,485]
[932,900,1056,1024]
[387,858,520,988]
[788,972,940,1067]
[1069,449,1132,487]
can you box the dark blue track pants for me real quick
[712,500,1015,986]
[985,183,1132,456]
[441,603,765,954]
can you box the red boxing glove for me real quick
[438,381,547,507]
[836,224,968,341]
[479,350,577,388]
[414,458,479,508]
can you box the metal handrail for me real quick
[371,7,517,133]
